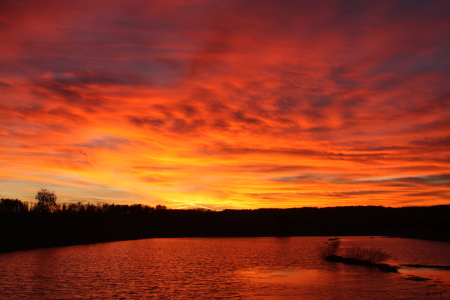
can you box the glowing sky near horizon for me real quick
[1,0,449,209]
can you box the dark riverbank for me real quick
[1,203,449,253]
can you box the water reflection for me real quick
[0,237,449,299]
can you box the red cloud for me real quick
[1,0,449,208]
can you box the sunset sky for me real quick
[1,0,449,209]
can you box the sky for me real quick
[1,0,449,210]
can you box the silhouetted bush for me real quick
[343,246,391,264]
[321,240,397,272]
[320,240,341,258]
[320,240,391,264]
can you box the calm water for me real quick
[0,236,449,299]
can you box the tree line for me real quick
[0,189,168,214]
[1,189,449,252]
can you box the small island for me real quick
[320,239,399,273]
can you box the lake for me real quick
[0,236,449,299]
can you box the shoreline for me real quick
[2,204,449,253]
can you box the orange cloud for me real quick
[1,0,449,209]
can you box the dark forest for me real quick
[1,197,449,253]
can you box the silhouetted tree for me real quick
[0,198,29,213]
[155,204,167,210]
[35,188,58,212]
